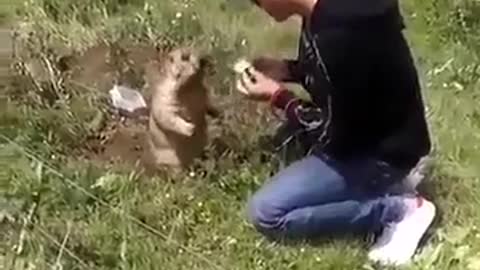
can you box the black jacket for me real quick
[273,1,431,170]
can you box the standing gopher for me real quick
[143,47,219,170]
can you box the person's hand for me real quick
[252,57,290,81]
[236,67,284,101]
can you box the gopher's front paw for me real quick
[179,121,195,137]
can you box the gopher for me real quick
[143,47,219,170]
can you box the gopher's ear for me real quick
[199,55,215,75]
[199,57,209,69]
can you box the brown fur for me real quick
[143,47,219,170]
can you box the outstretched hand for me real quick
[236,67,284,102]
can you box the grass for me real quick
[1,0,480,269]
[0,0,20,24]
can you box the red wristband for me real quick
[270,90,283,120]
[270,88,295,109]
[269,88,297,120]
[269,89,284,107]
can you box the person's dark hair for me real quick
[250,0,259,5]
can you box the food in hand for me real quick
[234,59,256,82]
[233,59,252,74]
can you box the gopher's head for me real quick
[161,48,210,82]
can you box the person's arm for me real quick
[236,66,326,131]
[252,57,305,84]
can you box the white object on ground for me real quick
[368,196,436,266]
[109,84,147,113]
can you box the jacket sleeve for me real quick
[283,59,304,83]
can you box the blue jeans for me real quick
[247,153,415,241]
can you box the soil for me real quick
[8,37,162,172]
[81,110,230,176]
[84,113,149,167]
[59,43,157,172]
[64,43,205,173]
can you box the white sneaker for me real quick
[367,196,436,266]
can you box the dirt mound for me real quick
[66,43,213,173]
[60,43,159,93]
[84,113,149,167]
[57,43,160,172]
[10,40,276,173]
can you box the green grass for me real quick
[1,0,480,269]
[0,0,20,24]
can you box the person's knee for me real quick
[247,189,284,234]
[247,155,331,235]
